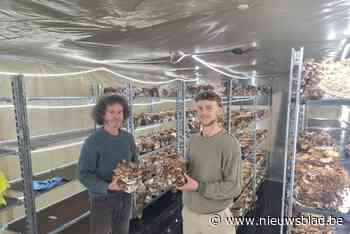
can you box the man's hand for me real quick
[177,174,199,192]
[108,182,123,192]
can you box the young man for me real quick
[78,95,138,234]
[178,91,243,234]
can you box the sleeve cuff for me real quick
[101,182,109,194]
[197,181,206,194]
[92,181,109,195]
[133,154,139,162]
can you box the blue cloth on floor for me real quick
[32,176,63,191]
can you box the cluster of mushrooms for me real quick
[223,84,271,97]
[236,129,269,157]
[136,128,177,155]
[294,131,350,211]
[134,110,176,127]
[231,109,269,131]
[298,131,335,151]
[133,87,177,98]
[112,148,187,213]
[302,58,350,100]
[186,84,216,97]
[231,187,256,217]
[231,151,267,217]
[127,84,219,99]
[291,218,333,234]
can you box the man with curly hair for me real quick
[78,95,138,234]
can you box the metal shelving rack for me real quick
[128,80,190,218]
[222,77,272,217]
[223,80,256,197]
[129,81,190,159]
[0,75,101,234]
[280,47,350,233]
[0,73,193,232]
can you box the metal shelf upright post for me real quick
[280,47,304,234]
[126,82,135,136]
[150,97,155,113]
[91,83,103,131]
[252,96,257,194]
[176,80,187,156]
[224,79,233,133]
[124,81,138,219]
[266,85,273,178]
[11,75,39,234]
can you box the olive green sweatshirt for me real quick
[183,130,243,214]
[78,128,138,196]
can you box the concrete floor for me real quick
[7,180,350,234]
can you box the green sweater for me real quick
[78,128,138,196]
[183,130,243,214]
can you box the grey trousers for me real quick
[89,192,132,234]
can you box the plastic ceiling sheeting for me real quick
[1,0,350,81]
